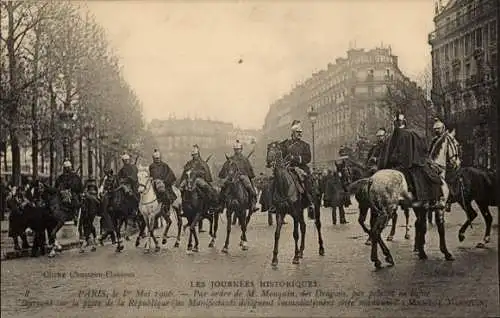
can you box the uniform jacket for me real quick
[117,164,139,187]
[55,172,83,194]
[149,161,177,186]
[181,158,213,183]
[366,141,385,166]
[280,138,312,174]
[220,152,255,179]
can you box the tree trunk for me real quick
[10,127,21,186]
[49,86,56,186]
[31,25,42,180]
[79,134,83,178]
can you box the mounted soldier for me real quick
[149,149,177,213]
[55,160,83,222]
[279,120,315,210]
[117,153,139,209]
[429,118,461,210]
[366,128,388,174]
[179,145,218,204]
[218,140,259,212]
[378,112,443,209]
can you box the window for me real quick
[445,71,450,84]
[465,63,471,79]
[490,22,496,43]
[465,34,471,55]
[453,40,458,58]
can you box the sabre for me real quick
[205,154,213,162]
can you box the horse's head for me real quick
[223,155,241,183]
[266,141,285,168]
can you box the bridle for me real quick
[137,176,157,206]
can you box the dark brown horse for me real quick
[266,141,324,268]
[448,166,497,248]
[219,155,252,253]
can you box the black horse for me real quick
[181,169,221,252]
[448,166,497,248]
[219,155,252,253]
[266,141,324,268]
[78,190,99,253]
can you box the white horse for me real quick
[137,169,162,252]
[136,169,183,251]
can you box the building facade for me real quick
[429,0,498,169]
[261,47,416,171]
[148,118,260,176]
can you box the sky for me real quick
[86,0,436,130]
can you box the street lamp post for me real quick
[59,108,74,163]
[84,121,96,189]
[307,105,318,171]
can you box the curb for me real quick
[1,241,81,261]
[1,229,140,261]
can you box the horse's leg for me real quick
[174,207,182,247]
[299,207,306,258]
[162,209,172,245]
[271,212,284,268]
[476,202,493,248]
[315,204,325,256]
[79,214,87,253]
[387,211,397,241]
[434,207,454,260]
[292,214,300,264]
[190,212,202,252]
[89,215,97,252]
[268,210,273,226]
[331,206,337,225]
[358,205,371,245]
[222,210,232,253]
[150,216,160,252]
[209,210,218,248]
[186,217,193,253]
[404,208,410,240]
[458,200,477,242]
[239,209,249,251]
[20,231,30,249]
[115,217,125,252]
[48,218,65,258]
[232,212,237,226]
[375,212,394,267]
[414,208,428,260]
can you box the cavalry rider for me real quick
[219,140,259,212]
[149,149,177,212]
[279,120,315,209]
[366,128,388,174]
[378,112,443,209]
[179,145,218,204]
[117,153,139,208]
[55,160,83,222]
[429,118,460,210]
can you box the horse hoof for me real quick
[174,242,180,248]
[458,233,465,242]
[484,236,491,244]
[125,236,130,241]
[208,242,214,248]
[386,236,393,242]
[445,253,455,261]
[404,234,410,240]
[292,258,300,265]
[385,256,395,266]
[48,251,56,258]
[135,240,140,248]
[476,242,485,248]
[162,238,167,245]
[221,247,228,254]
[319,247,325,256]
[186,249,193,255]
[155,246,161,252]
[271,261,278,269]
[298,251,303,259]
[91,246,96,252]
[418,252,428,260]
[192,247,199,253]
[144,249,150,254]
[241,244,248,251]
[365,239,371,246]
[239,241,243,247]
[374,260,382,269]
[79,249,85,253]
[99,240,104,246]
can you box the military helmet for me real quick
[63,160,72,168]
[291,120,303,132]
[121,153,130,161]
[191,144,200,155]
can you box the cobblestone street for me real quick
[1,202,498,318]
